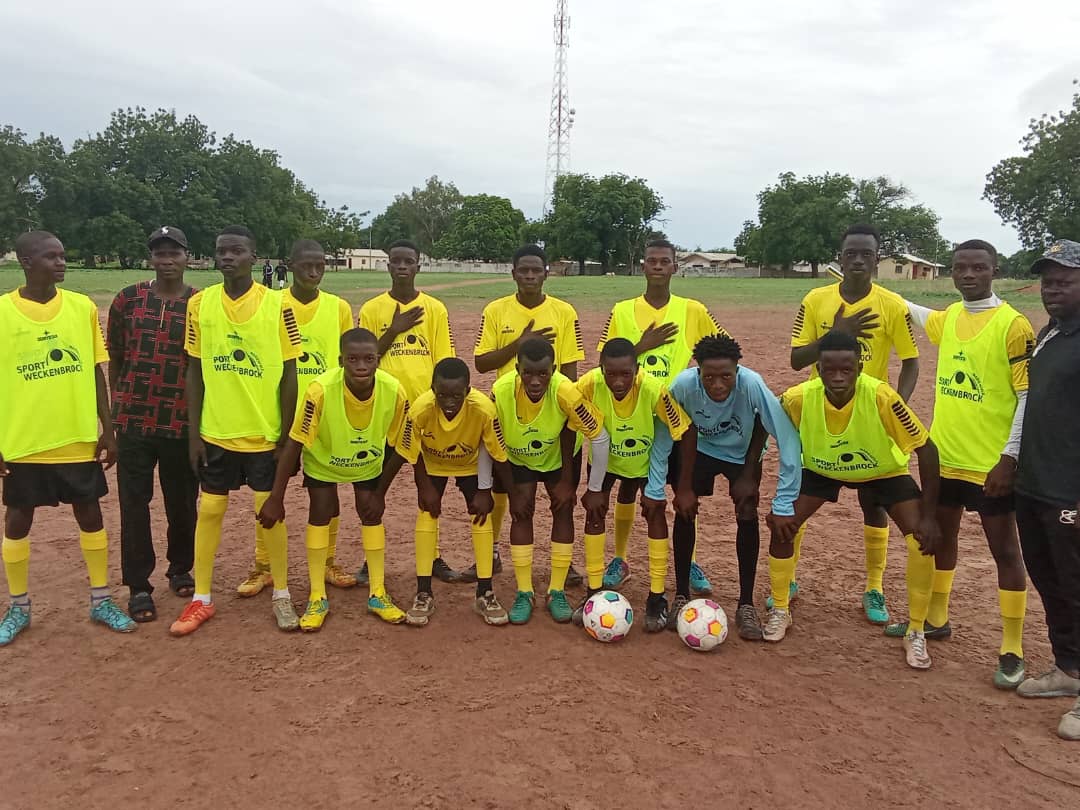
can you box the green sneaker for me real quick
[993,653,1026,690]
[884,620,952,640]
[90,597,136,633]
[765,580,799,610]
[509,591,535,625]
[547,590,573,623]
[862,590,889,624]
[0,603,31,646]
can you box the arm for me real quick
[644,421,674,501]
[790,341,823,372]
[896,357,919,403]
[257,438,303,528]
[413,456,442,518]
[730,416,766,509]
[559,362,578,382]
[105,295,125,398]
[671,425,698,521]
[549,427,578,511]
[751,383,802,519]
[186,360,207,473]
[912,439,941,554]
[475,338,528,374]
[277,359,298,456]
[94,366,117,470]
[581,428,610,524]
[984,390,1026,497]
[905,300,934,331]
[375,304,424,357]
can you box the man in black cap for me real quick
[1014,238,1080,740]
[106,226,199,623]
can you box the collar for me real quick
[1052,313,1080,336]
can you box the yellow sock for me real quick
[254,520,269,568]
[254,491,289,591]
[904,533,933,632]
[999,588,1027,657]
[692,518,698,562]
[549,542,573,592]
[79,529,109,589]
[492,492,509,545]
[511,544,533,592]
[194,493,228,595]
[864,525,889,593]
[584,532,606,589]
[769,555,797,611]
[614,501,635,559]
[415,512,438,577]
[648,537,668,595]
[790,524,805,579]
[927,568,956,627]
[305,524,330,601]
[2,536,30,597]
[326,515,341,566]
[472,520,494,580]
[361,524,387,595]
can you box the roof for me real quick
[343,248,389,260]
[678,251,742,263]
[896,253,945,268]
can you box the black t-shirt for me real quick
[275,264,287,280]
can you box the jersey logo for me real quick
[698,413,742,437]
[643,354,669,376]
[392,332,430,357]
[213,347,265,378]
[937,370,984,404]
[810,448,879,472]
[951,349,966,363]
[1060,510,1077,526]
[298,344,328,375]
[611,435,651,459]
[16,341,84,381]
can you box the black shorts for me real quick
[800,469,921,508]
[598,472,647,491]
[2,461,108,508]
[428,474,480,501]
[200,443,276,493]
[303,473,381,492]
[509,452,583,486]
[666,443,752,498]
[939,476,1014,516]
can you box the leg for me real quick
[609,479,636,581]
[925,504,962,630]
[641,480,672,632]
[886,497,935,668]
[0,502,34,645]
[546,477,576,622]
[508,480,538,624]
[73,496,134,633]
[298,486,337,632]
[981,509,1028,686]
[354,484,405,623]
[764,495,825,641]
[857,487,891,619]
[157,437,198,592]
[117,433,159,598]
[583,478,614,592]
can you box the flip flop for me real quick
[168,573,195,598]
[128,591,156,623]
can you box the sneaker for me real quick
[433,557,461,583]
[299,598,329,632]
[883,620,951,640]
[474,590,509,626]
[547,590,573,623]
[1059,698,1080,741]
[993,653,1026,690]
[689,562,712,596]
[90,597,136,634]
[509,591,535,625]
[405,592,435,627]
[170,600,216,636]
[666,594,688,632]
[645,593,669,633]
[765,580,799,610]
[367,591,406,624]
[236,566,273,598]
[735,604,764,641]
[272,597,300,631]
[903,630,932,670]
[565,565,584,587]
[356,562,369,587]
[0,604,31,646]
[762,608,792,642]
[602,557,631,589]
[571,594,593,627]
[1016,666,1080,699]
[862,590,889,624]
[325,564,357,589]
[457,555,503,584]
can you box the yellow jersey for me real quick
[406,388,508,477]
[283,288,352,385]
[475,294,584,378]
[598,296,727,366]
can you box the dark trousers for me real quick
[117,433,198,594]
[1016,494,1080,672]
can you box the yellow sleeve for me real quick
[337,299,353,335]
[876,384,928,454]
[888,299,919,360]
[790,294,818,347]
[655,387,690,441]
[432,299,456,361]
[397,396,428,464]
[557,304,585,365]
[924,310,947,346]
[1007,315,1035,393]
[358,301,378,333]
[779,385,803,430]
[92,308,108,364]
[686,300,727,346]
[386,385,411,450]
[484,412,509,463]
[556,380,603,438]
[280,305,303,361]
[185,292,203,358]
[575,370,597,403]
[289,382,325,447]
[474,303,499,355]
[596,308,615,352]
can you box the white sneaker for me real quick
[762,608,792,642]
[903,630,932,670]
[1016,665,1080,699]
[1059,698,1080,741]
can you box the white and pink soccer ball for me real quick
[676,598,729,651]
[582,591,634,642]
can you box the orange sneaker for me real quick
[169,601,216,636]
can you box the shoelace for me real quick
[765,610,787,633]
[738,605,759,625]
[866,591,886,611]
[908,633,928,658]
[94,600,129,625]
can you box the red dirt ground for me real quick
[1,299,1077,809]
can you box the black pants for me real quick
[117,433,198,594]
[1016,494,1080,672]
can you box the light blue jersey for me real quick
[646,366,801,515]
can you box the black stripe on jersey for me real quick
[662,393,683,430]
[283,307,302,345]
[792,305,806,339]
[474,315,486,349]
[400,418,414,451]
[1009,338,1035,365]
[574,403,599,433]
[492,416,507,447]
[709,312,730,338]
[187,321,197,345]
[890,400,921,437]
[903,312,915,343]
[573,319,584,351]
[600,314,613,341]
[300,400,317,436]
[447,319,456,353]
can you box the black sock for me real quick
[417,575,432,594]
[736,518,760,606]
[476,577,492,596]
[673,514,694,598]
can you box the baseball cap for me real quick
[1030,239,1080,274]
[147,225,189,249]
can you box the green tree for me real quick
[434,194,525,261]
[392,176,463,258]
[312,204,368,266]
[850,176,950,263]
[0,126,58,252]
[368,198,413,251]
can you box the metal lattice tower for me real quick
[542,0,574,216]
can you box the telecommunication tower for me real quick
[542,0,575,215]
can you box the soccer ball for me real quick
[676,599,728,651]
[582,590,634,642]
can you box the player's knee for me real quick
[4,508,33,540]
[735,501,759,521]
[72,501,104,532]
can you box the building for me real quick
[877,253,944,280]
[340,248,390,270]
[676,251,760,277]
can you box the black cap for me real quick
[1030,239,1080,274]
[147,225,189,249]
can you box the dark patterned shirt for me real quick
[107,281,196,438]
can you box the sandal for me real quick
[168,573,195,598]
[128,591,157,623]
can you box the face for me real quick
[388,247,419,284]
[817,350,861,399]
[642,246,676,283]
[601,355,638,399]
[512,255,547,295]
[1040,265,1080,321]
[215,234,255,280]
[433,376,469,419]
[149,240,188,280]
[21,237,66,285]
[517,356,555,402]
[698,357,738,402]
[839,234,878,279]
[340,339,379,388]
[290,250,326,292]
[951,249,995,301]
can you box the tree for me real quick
[0,126,57,253]
[312,204,368,266]
[392,176,463,258]
[984,80,1080,248]
[850,176,950,264]
[368,198,413,251]
[434,194,525,261]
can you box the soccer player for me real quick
[359,238,459,583]
[257,329,411,629]
[492,338,609,624]
[888,239,1032,688]
[787,223,921,625]
[402,358,511,626]
[766,331,940,669]
[275,260,288,290]
[473,243,586,584]
[0,230,134,645]
[169,225,301,636]
[574,338,694,632]
[597,238,728,595]
[107,225,198,623]
[644,335,802,640]
[237,239,355,596]
[262,260,274,288]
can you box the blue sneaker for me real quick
[602,557,631,589]
[689,562,712,596]
[861,589,889,624]
[765,580,800,610]
[90,597,136,633]
[0,603,31,646]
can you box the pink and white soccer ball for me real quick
[582,590,634,642]
[676,598,728,651]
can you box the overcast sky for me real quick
[4,0,1080,254]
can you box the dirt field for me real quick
[1,286,1077,809]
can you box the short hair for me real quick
[644,238,677,259]
[388,239,420,259]
[840,223,881,249]
[218,225,256,250]
[14,230,59,258]
[693,334,743,364]
[433,357,470,384]
[818,330,861,356]
[600,337,637,363]
[513,244,547,267]
[518,338,555,364]
[952,239,998,264]
[291,239,325,258]
[340,327,378,351]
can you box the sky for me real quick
[3,0,1080,255]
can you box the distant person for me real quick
[275,261,288,289]
[262,259,274,288]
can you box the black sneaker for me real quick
[572,590,598,627]
[457,554,502,584]
[565,564,584,587]
[667,594,688,632]
[432,557,459,584]
[645,593,669,633]
[735,603,764,641]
